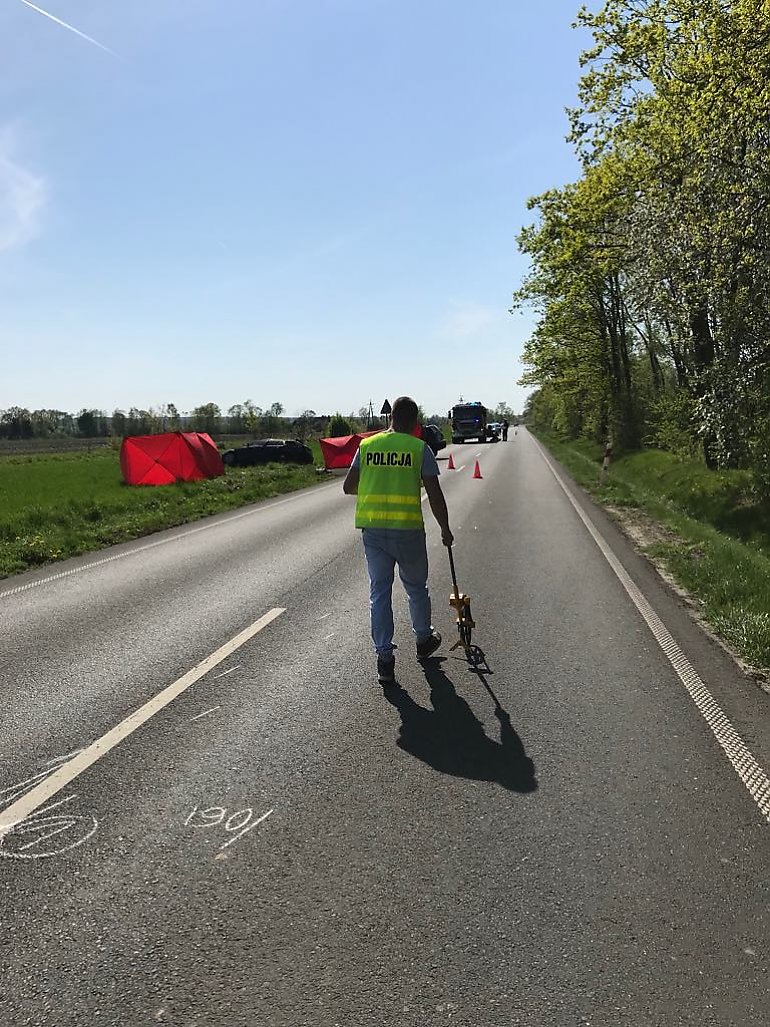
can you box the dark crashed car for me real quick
[222,438,313,468]
[421,424,446,455]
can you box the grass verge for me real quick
[0,444,328,580]
[532,431,770,674]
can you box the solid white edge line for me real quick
[534,437,770,824]
[0,482,338,601]
[0,608,285,840]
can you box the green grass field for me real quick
[534,431,770,672]
[0,441,327,579]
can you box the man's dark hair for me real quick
[391,396,419,431]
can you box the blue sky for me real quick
[0,0,584,417]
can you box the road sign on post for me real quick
[380,399,392,427]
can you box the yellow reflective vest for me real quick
[355,431,425,530]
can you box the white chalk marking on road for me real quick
[186,805,226,827]
[0,761,83,805]
[0,608,285,842]
[536,441,770,825]
[17,818,79,852]
[319,612,332,620]
[324,632,335,641]
[456,465,466,473]
[0,758,100,859]
[213,665,240,680]
[220,808,273,850]
[46,749,84,767]
[0,786,97,860]
[185,804,274,851]
[0,768,54,801]
[189,706,220,722]
[33,794,77,817]
[0,482,338,601]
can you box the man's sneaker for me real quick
[377,655,396,684]
[416,630,442,660]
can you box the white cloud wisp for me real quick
[437,300,499,340]
[0,129,47,253]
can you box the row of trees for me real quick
[1,401,466,442]
[515,1,770,494]
[0,402,306,440]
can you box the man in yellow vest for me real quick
[343,396,453,684]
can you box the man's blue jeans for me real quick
[361,528,434,657]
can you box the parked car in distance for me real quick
[222,438,313,468]
[422,424,447,455]
[487,422,502,438]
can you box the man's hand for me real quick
[441,527,454,547]
[342,466,359,495]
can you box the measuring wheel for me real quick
[448,546,476,658]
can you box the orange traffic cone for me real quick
[472,460,483,479]
[447,453,456,470]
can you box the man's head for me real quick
[391,396,419,433]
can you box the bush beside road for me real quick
[0,443,326,579]
[534,431,770,675]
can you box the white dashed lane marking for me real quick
[0,609,285,840]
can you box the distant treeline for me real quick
[0,403,319,441]
[0,401,455,441]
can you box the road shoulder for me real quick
[532,429,770,684]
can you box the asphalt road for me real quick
[2,429,770,1026]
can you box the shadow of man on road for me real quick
[383,657,537,793]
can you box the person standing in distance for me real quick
[343,396,454,685]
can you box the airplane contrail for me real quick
[20,0,119,58]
